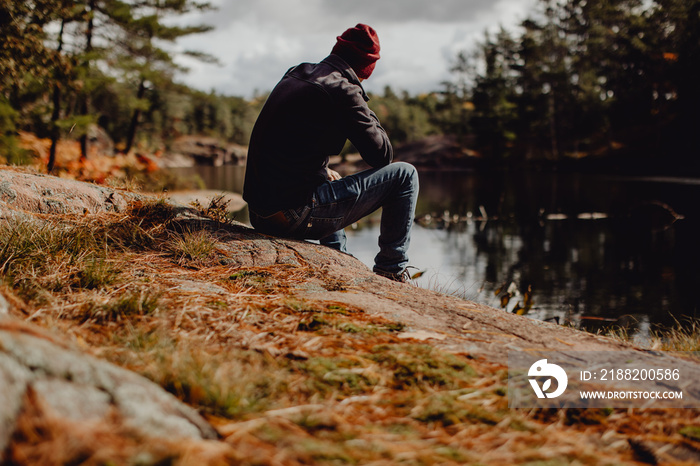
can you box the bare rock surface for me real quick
[0,316,217,456]
[210,223,632,360]
[0,167,136,215]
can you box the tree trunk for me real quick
[48,19,66,174]
[48,84,62,174]
[123,78,146,154]
[548,93,559,160]
[79,0,95,161]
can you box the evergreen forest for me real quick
[1,0,699,174]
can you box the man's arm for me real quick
[340,86,393,168]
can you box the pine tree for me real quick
[470,28,519,158]
[109,0,214,154]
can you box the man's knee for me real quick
[393,162,418,189]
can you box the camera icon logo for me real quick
[528,359,568,398]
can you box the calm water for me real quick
[173,166,700,340]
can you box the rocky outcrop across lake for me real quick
[331,135,481,172]
[393,135,480,169]
[160,135,248,168]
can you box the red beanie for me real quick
[331,24,380,80]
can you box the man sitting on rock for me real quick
[243,23,419,283]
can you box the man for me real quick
[243,23,418,283]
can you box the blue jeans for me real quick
[250,162,419,275]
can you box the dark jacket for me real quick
[243,54,393,216]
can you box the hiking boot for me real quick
[375,267,416,284]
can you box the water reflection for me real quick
[348,171,700,340]
[170,165,246,194]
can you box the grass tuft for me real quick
[369,344,475,390]
[0,219,113,299]
[168,229,218,265]
[190,194,234,225]
[411,394,499,426]
[78,290,161,323]
[0,199,208,304]
[75,256,120,290]
[109,328,293,419]
[609,317,700,352]
[680,426,700,442]
[650,318,700,352]
[299,357,380,396]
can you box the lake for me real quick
[172,165,700,342]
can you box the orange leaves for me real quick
[663,52,679,62]
[17,131,162,183]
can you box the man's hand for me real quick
[326,168,342,181]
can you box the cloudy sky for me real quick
[170,0,537,97]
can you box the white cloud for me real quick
[170,0,537,97]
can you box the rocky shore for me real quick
[1,167,699,465]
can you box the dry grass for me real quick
[167,229,219,265]
[650,319,700,352]
[190,193,235,225]
[3,201,700,465]
[608,318,700,353]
